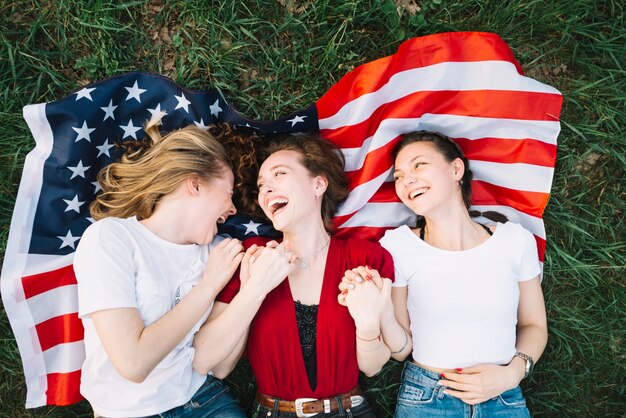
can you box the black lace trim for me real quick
[294,300,318,391]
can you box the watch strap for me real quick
[513,351,535,378]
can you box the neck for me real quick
[421,204,485,251]
[140,195,193,245]
[282,220,330,259]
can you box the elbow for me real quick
[362,364,384,378]
[113,360,150,384]
[192,357,213,377]
[391,351,410,362]
[212,365,234,380]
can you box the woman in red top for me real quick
[208,134,395,417]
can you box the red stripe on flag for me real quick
[22,264,76,299]
[35,313,84,352]
[535,236,546,263]
[322,89,562,149]
[472,181,550,217]
[317,32,521,119]
[334,225,396,242]
[457,137,557,167]
[344,142,397,191]
[46,370,83,406]
[369,182,400,203]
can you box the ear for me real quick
[313,175,329,197]
[451,158,465,181]
[186,175,201,195]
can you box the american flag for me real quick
[1,32,561,408]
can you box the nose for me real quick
[227,201,236,216]
[259,183,273,195]
[402,175,416,187]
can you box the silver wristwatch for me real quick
[513,351,535,378]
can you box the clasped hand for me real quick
[439,363,523,405]
[337,266,392,330]
[240,240,296,295]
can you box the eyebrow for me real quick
[257,164,290,182]
[393,155,425,174]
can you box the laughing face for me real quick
[393,141,464,217]
[257,150,323,232]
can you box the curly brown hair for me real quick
[227,131,350,233]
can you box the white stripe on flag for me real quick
[319,61,560,130]
[471,204,546,239]
[337,168,391,216]
[338,202,416,228]
[341,115,560,172]
[43,341,85,374]
[471,160,554,193]
[27,285,78,325]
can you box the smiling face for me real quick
[193,168,236,244]
[393,141,464,217]
[257,150,325,232]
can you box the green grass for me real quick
[1,0,624,416]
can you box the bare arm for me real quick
[192,242,296,376]
[90,238,244,383]
[381,287,413,361]
[441,276,548,404]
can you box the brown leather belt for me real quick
[256,386,363,417]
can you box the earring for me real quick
[460,179,464,185]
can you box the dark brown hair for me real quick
[394,131,507,227]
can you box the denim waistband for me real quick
[401,361,443,389]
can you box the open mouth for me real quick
[267,198,289,215]
[408,187,429,200]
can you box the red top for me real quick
[217,236,394,400]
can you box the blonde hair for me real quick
[91,119,232,221]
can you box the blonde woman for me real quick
[74,121,293,418]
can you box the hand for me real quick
[201,238,244,293]
[439,363,524,405]
[239,244,264,287]
[339,267,392,332]
[246,241,296,296]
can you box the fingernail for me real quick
[436,380,444,386]
[366,265,371,269]
[455,368,463,372]
[365,275,372,280]
[341,290,347,294]
[441,373,446,379]
[355,275,363,283]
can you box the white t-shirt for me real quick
[380,222,541,368]
[74,217,214,417]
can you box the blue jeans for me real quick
[152,375,246,418]
[250,395,376,418]
[395,362,530,418]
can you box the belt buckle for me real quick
[294,397,318,418]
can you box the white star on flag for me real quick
[209,99,222,117]
[175,93,191,112]
[96,139,114,158]
[125,81,147,102]
[63,195,85,213]
[120,120,142,139]
[91,181,102,194]
[72,121,96,142]
[75,87,96,101]
[57,230,81,249]
[286,115,307,127]
[148,103,168,120]
[67,161,90,180]
[100,100,117,121]
[194,119,209,130]
[86,217,95,223]
[243,220,262,235]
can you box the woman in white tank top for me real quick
[339,131,547,417]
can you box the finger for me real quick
[381,278,392,298]
[344,269,364,283]
[443,389,483,404]
[214,237,233,249]
[364,266,384,289]
[282,240,291,252]
[338,281,354,292]
[438,378,472,392]
[337,292,348,306]
[266,240,279,249]
[440,372,473,383]
[456,365,484,374]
